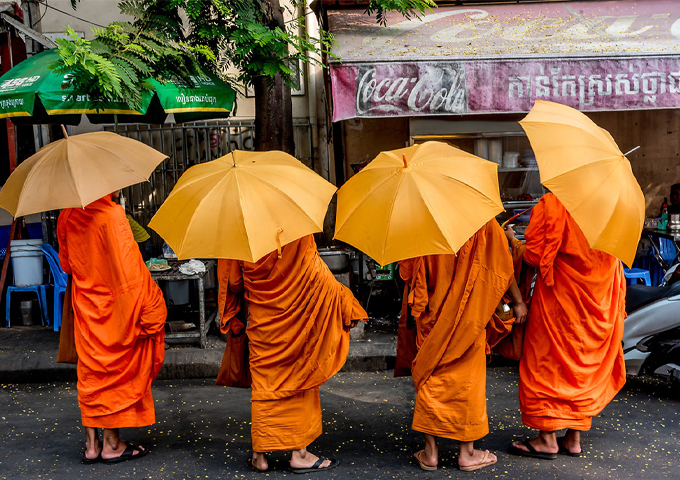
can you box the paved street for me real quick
[1,367,678,479]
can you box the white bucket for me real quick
[11,250,44,286]
[11,245,42,253]
[11,239,42,247]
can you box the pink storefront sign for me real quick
[330,56,680,121]
[328,0,680,121]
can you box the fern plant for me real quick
[53,1,217,111]
[57,0,435,109]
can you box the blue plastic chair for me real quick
[647,237,679,285]
[40,244,68,331]
[5,249,49,327]
[659,238,678,265]
[623,266,651,286]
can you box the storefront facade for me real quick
[327,0,680,216]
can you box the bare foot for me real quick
[459,449,497,471]
[82,437,101,462]
[249,452,269,472]
[413,449,437,470]
[100,441,146,461]
[511,436,558,455]
[290,450,331,470]
[459,449,497,469]
[558,430,582,455]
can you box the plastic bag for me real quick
[146,257,170,271]
[162,242,177,259]
[179,259,206,275]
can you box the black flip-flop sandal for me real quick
[290,456,339,474]
[81,450,101,465]
[101,441,149,464]
[507,440,557,460]
[557,436,583,457]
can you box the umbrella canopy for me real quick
[148,150,337,262]
[0,131,168,217]
[519,100,645,267]
[0,49,236,125]
[334,141,504,266]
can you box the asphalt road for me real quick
[1,367,678,479]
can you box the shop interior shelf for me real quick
[498,167,539,172]
[502,200,539,208]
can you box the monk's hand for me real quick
[512,301,528,325]
[504,226,516,241]
[345,320,359,330]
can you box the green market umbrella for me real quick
[0,49,236,125]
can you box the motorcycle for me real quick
[622,275,680,385]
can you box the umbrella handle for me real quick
[276,228,283,259]
[61,125,68,138]
[501,206,533,228]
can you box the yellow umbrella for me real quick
[0,131,167,217]
[334,141,504,266]
[148,150,337,262]
[519,100,645,266]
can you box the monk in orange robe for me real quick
[490,227,536,361]
[398,220,527,472]
[217,235,367,473]
[508,193,626,459]
[58,191,167,464]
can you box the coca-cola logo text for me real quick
[355,64,468,116]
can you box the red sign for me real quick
[330,56,680,121]
[328,1,680,120]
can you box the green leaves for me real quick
[56,0,434,104]
[176,0,433,91]
[364,0,436,26]
[50,28,123,110]
[51,1,214,111]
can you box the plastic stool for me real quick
[5,284,49,327]
[623,267,651,286]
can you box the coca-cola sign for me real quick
[330,56,680,121]
[353,63,467,116]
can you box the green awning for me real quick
[0,49,236,124]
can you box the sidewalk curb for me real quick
[158,334,398,380]
[0,328,397,383]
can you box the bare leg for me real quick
[414,433,438,468]
[458,441,497,469]
[290,447,331,469]
[100,428,146,460]
[511,431,559,454]
[559,429,582,454]
[250,451,269,471]
[83,427,101,461]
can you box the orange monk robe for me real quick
[519,193,626,431]
[484,235,528,353]
[490,237,534,361]
[217,235,367,452]
[510,238,526,282]
[398,221,514,441]
[57,195,166,429]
